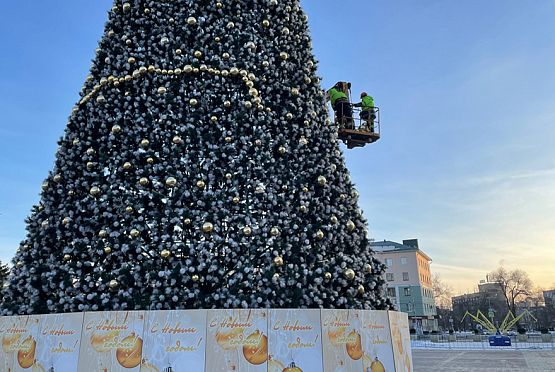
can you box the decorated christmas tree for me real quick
[1,0,390,315]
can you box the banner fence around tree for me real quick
[0,309,411,371]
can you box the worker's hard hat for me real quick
[361,92,368,97]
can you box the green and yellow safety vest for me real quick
[361,95,375,111]
[328,88,348,106]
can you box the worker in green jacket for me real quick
[354,92,375,131]
[327,84,354,129]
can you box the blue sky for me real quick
[1,1,554,294]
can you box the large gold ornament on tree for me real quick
[202,222,214,233]
[242,330,268,365]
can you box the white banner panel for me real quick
[141,310,207,371]
[205,309,269,372]
[0,315,41,372]
[321,309,364,372]
[388,311,413,372]
[358,310,395,371]
[78,310,145,372]
[268,308,323,372]
[36,312,84,371]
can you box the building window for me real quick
[403,272,409,281]
[401,257,407,265]
[407,303,414,312]
[404,287,411,296]
[385,258,393,267]
[387,288,396,297]
[386,273,394,281]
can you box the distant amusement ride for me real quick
[327,82,381,149]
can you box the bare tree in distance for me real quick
[489,267,533,317]
[432,273,453,310]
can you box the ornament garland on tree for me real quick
[1,0,390,315]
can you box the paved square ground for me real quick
[414,350,555,371]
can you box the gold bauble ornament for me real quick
[216,2,223,8]
[53,174,62,183]
[187,16,197,25]
[224,100,231,108]
[370,357,386,372]
[165,177,177,187]
[280,52,289,60]
[17,336,36,369]
[278,146,286,155]
[358,285,365,294]
[283,362,303,372]
[270,227,280,237]
[111,124,121,134]
[315,230,324,240]
[139,177,149,186]
[63,254,71,261]
[299,136,308,145]
[125,206,134,213]
[244,101,253,109]
[128,57,136,64]
[346,220,356,232]
[344,269,355,281]
[202,222,214,233]
[243,226,253,236]
[363,263,372,273]
[130,229,140,238]
[324,272,332,281]
[242,330,268,365]
[210,115,219,123]
[273,256,284,267]
[90,186,101,197]
[175,48,182,55]
[215,324,243,350]
[122,3,131,12]
[317,176,327,186]
[345,330,363,360]
[86,147,96,156]
[196,180,206,189]
[184,218,192,226]
[41,220,49,228]
[262,19,270,27]
[225,136,232,143]
[123,162,132,170]
[194,50,202,58]
[147,157,154,164]
[192,274,200,282]
[104,246,112,254]
[109,279,119,289]
[299,205,307,213]
[86,161,95,170]
[116,333,143,368]
[160,249,171,258]
[189,98,198,106]
[62,217,71,225]
[99,229,108,238]
[232,196,240,204]
[173,135,183,144]
[330,215,338,224]
[68,190,75,196]
[96,95,106,103]
[157,86,167,94]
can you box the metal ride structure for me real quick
[461,309,538,347]
[328,82,381,149]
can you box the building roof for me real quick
[370,240,433,261]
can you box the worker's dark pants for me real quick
[334,100,353,128]
[361,109,375,131]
